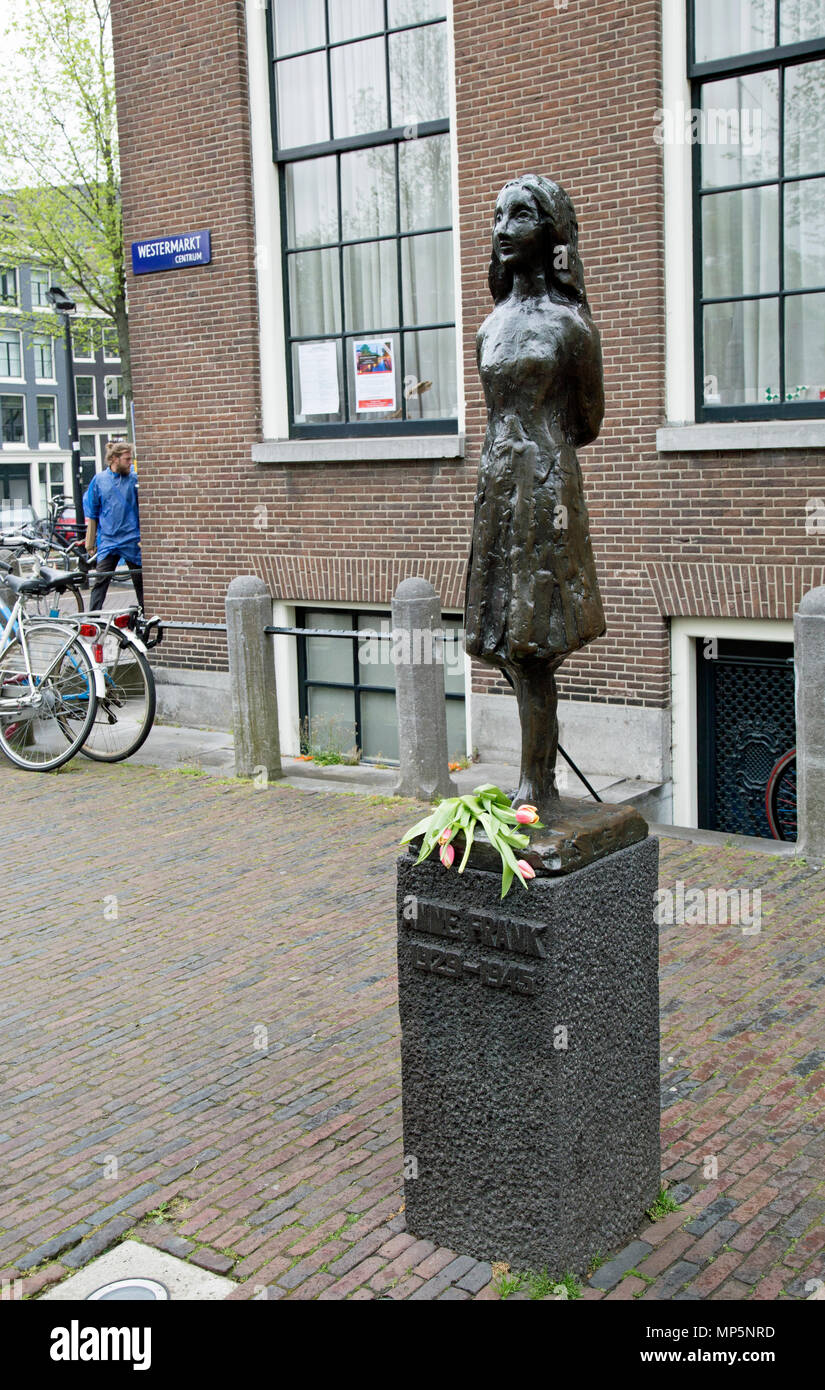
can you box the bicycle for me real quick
[765,747,797,842]
[60,606,162,762]
[0,563,102,772]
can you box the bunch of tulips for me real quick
[401,783,543,898]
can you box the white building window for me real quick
[269,0,457,436]
[0,266,18,308]
[75,376,96,418]
[37,396,57,444]
[30,268,51,308]
[1,395,26,445]
[104,374,125,417]
[0,329,22,379]
[32,333,55,380]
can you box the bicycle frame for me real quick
[0,595,106,704]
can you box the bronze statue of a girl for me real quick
[465,175,606,824]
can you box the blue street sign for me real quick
[131,229,211,275]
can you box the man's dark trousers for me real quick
[90,550,143,611]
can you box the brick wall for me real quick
[109,0,822,702]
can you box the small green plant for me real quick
[495,1270,528,1299]
[587,1252,605,1273]
[299,714,361,766]
[401,783,544,898]
[647,1185,681,1221]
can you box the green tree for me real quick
[0,0,131,426]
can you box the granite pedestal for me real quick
[396,836,660,1275]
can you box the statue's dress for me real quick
[464,296,606,665]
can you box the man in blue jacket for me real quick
[83,441,143,611]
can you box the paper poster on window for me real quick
[298,341,340,416]
[353,339,396,413]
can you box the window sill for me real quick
[657,421,825,451]
[253,433,465,464]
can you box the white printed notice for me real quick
[297,341,340,416]
[353,339,396,413]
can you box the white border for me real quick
[245,0,462,442]
[36,393,58,448]
[661,0,695,424]
[671,615,794,827]
[246,0,289,439]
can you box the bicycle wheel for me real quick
[0,624,97,771]
[765,748,797,842]
[81,635,156,761]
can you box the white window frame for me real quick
[32,333,56,383]
[72,324,96,363]
[30,268,52,310]
[0,265,19,310]
[277,597,468,760]
[0,328,24,381]
[79,431,102,474]
[670,615,794,828]
[102,325,120,361]
[0,393,28,447]
[75,374,97,419]
[659,0,825,450]
[36,394,58,447]
[245,0,465,459]
[37,457,68,512]
[104,374,125,418]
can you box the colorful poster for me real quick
[298,341,340,416]
[353,339,395,413]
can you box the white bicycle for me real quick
[0,563,103,772]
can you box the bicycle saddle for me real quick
[38,566,83,589]
[3,572,48,595]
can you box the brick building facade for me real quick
[109,0,825,831]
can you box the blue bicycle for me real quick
[0,565,102,771]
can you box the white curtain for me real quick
[694,0,775,63]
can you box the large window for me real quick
[298,607,465,762]
[79,432,100,490]
[104,374,125,417]
[1,395,26,445]
[102,325,120,360]
[691,2,825,417]
[32,333,54,380]
[0,330,22,378]
[30,268,51,308]
[0,266,18,307]
[75,376,96,418]
[38,459,65,512]
[37,396,57,444]
[269,0,456,435]
[72,323,96,361]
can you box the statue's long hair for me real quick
[488,174,590,312]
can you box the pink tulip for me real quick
[438,825,454,845]
[516,859,536,880]
[440,842,455,868]
[515,804,539,824]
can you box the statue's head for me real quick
[488,174,589,309]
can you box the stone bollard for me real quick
[225,575,282,782]
[392,577,456,802]
[795,585,825,864]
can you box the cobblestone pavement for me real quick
[1,761,824,1302]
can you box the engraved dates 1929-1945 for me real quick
[404,899,543,997]
[412,942,538,996]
